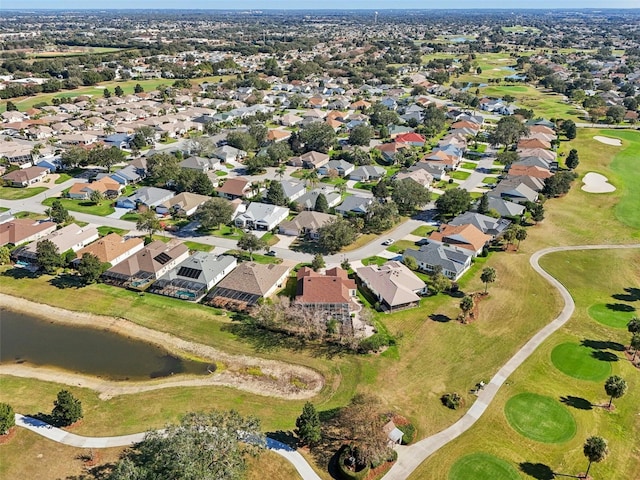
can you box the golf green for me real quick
[551,342,613,381]
[504,393,576,443]
[449,452,520,480]
[588,303,636,329]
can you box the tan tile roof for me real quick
[216,177,249,197]
[429,224,492,252]
[216,262,291,297]
[508,165,553,179]
[0,219,56,246]
[75,233,143,263]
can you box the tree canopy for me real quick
[391,178,431,214]
[51,389,83,427]
[435,188,472,217]
[318,217,357,254]
[107,411,263,480]
[490,116,529,148]
[237,233,267,260]
[295,402,322,447]
[195,198,235,230]
[299,122,336,153]
[36,239,62,273]
[77,253,106,284]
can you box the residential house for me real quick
[101,240,190,289]
[156,192,210,217]
[68,176,124,200]
[2,166,49,187]
[403,243,473,281]
[294,266,358,323]
[428,223,492,256]
[115,186,174,209]
[394,132,426,147]
[278,211,336,239]
[104,133,133,150]
[349,165,386,182]
[234,202,289,230]
[0,219,57,247]
[179,156,221,173]
[318,159,355,177]
[276,180,306,203]
[375,142,408,163]
[409,161,447,181]
[204,261,292,309]
[449,212,511,239]
[488,180,538,204]
[356,261,427,311]
[517,138,551,150]
[15,224,99,263]
[289,151,330,170]
[393,169,433,188]
[148,253,237,301]
[485,197,526,218]
[213,145,247,162]
[335,195,373,216]
[383,420,405,447]
[109,165,142,185]
[507,165,553,179]
[216,177,251,200]
[280,113,303,127]
[266,129,291,143]
[295,186,342,211]
[74,233,144,267]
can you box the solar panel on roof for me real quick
[177,266,202,279]
[154,252,171,264]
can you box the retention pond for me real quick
[0,309,211,381]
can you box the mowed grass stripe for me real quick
[504,393,576,443]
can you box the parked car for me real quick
[265,250,277,257]
[382,239,394,246]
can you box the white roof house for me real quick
[234,202,289,231]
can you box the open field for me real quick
[3,75,234,112]
[42,196,115,217]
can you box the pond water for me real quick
[0,309,211,381]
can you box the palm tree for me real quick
[582,436,608,478]
[460,296,474,323]
[276,164,287,181]
[302,169,318,188]
[480,267,496,293]
[503,227,516,250]
[515,226,528,249]
[629,333,640,362]
[604,375,627,409]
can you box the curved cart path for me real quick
[383,243,640,479]
[11,244,639,480]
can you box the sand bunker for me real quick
[582,172,616,193]
[593,136,622,146]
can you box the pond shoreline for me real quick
[0,293,324,400]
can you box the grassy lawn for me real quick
[120,212,140,222]
[411,225,438,237]
[96,226,128,237]
[42,197,115,216]
[200,224,242,240]
[361,256,389,267]
[482,176,498,184]
[215,170,228,177]
[261,232,279,247]
[550,342,613,381]
[386,239,417,254]
[54,173,73,184]
[0,186,47,200]
[450,171,471,181]
[226,250,282,265]
[14,211,47,220]
[461,162,478,170]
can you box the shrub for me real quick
[338,445,371,480]
[397,424,416,445]
[0,403,15,434]
[358,333,392,353]
[441,392,462,410]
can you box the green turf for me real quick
[450,171,471,181]
[600,130,640,229]
[504,393,576,443]
[0,187,47,200]
[482,177,498,184]
[42,197,115,216]
[448,453,520,480]
[550,342,612,381]
[587,303,636,329]
[96,226,128,237]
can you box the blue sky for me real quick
[12,1,640,9]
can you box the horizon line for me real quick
[3,7,640,10]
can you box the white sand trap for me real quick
[593,136,622,146]
[582,172,616,193]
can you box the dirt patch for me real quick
[0,293,324,400]
[0,427,17,444]
[624,349,640,370]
